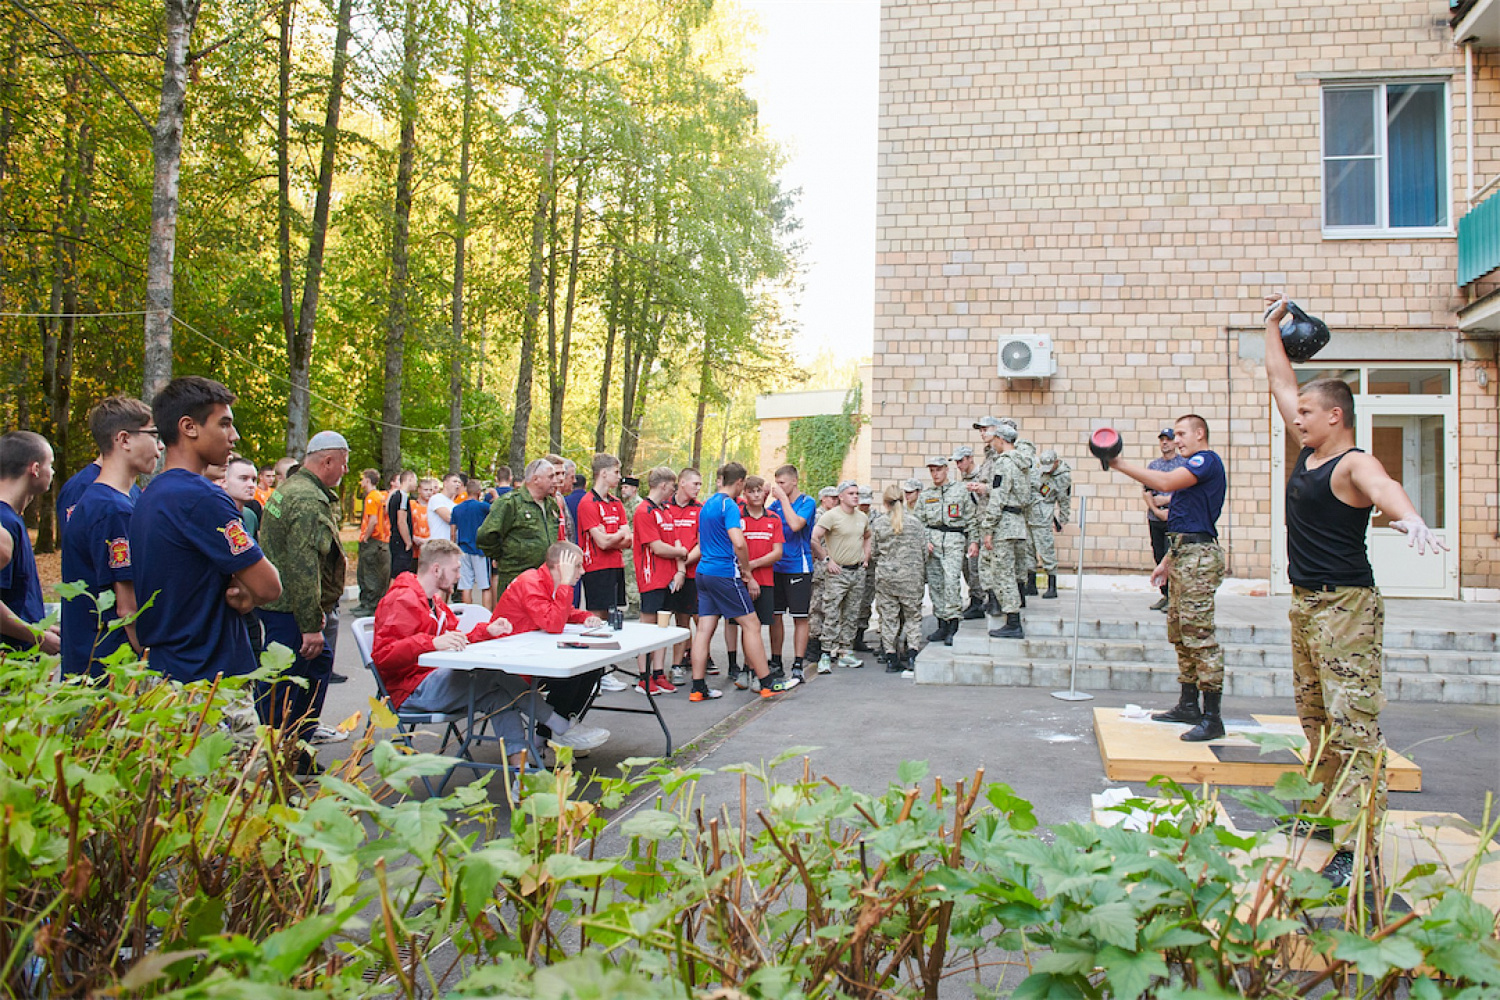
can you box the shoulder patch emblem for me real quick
[1189,454,1205,467]
[107,537,131,570]
[220,520,253,556]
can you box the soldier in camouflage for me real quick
[999,417,1040,598]
[870,483,928,674]
[980,425,1029,639]
[917,457,973,646]
[952,446,987,620]
[804,486,840,668]
[1264,294,1446,889]
[852,486,878,653]
[967,417,1006,616]
[1030,449,1072,599]
[620,476,642,617]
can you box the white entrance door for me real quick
[1269,364,1458,599]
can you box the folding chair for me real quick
[351,616,467,797]
[448,602,492,634]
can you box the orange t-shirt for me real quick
[362,488,390,542]
[254,487,272,508]
[412,502,430,543]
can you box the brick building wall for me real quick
[873,0,1500,592]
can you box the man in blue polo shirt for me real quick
[451,476,493,607]
[767,464,817,682]
[0,431,58,654]
[1103,414,1228,741]
[131,377,282,683]
[60,396,162,676]
[686,462,800,703]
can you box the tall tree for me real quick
[142,0,203,400]
[447,0,477,475]
[379,0,420,476]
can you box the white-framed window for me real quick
[1322,81,1451,236]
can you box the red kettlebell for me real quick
[1089,427,1122,470]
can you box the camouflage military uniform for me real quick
[916,480,973,620]
[960,461,987,600]
[1166,537,1225,692]
[870,508,928,655]
[855,515,878,638]
[1011,440,1038,578]
[622,493,642,616]
[807,508,829,641]
[1290,585,1387,847]
[980,452,1030,615]
[817,507,869,653]
[1029,460,1072,574]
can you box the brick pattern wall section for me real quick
[874,0,1500,589]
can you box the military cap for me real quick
[819,486,839,499]
[1039,449,1058,466]
[924,456,949,467]
[996,425,1018,443]
[972,416,1003,430]
[902,478,923,492]
[950,445,974,461]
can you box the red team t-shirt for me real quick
[577,489,626,571]
[633,499,679,593]
[739,507,783,587]
[669,498,702,579]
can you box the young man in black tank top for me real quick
[1264,295,1445,888]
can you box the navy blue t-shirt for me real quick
[0,500,44,648]
[696,492,743,579]
[57,462,139,528]
[769,492,817,574]
[451,498,491,555]
[60,482,135,676]
[1167,449,1226,537]
[130,468,266,683]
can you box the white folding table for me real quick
[416,622,690,784]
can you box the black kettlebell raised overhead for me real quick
[1089,427,1122,470]
[1268,299,1331,362]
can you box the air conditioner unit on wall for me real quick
[997,333,1057,380]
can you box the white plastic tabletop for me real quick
[416,622,689,677]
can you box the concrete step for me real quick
[1001,616,1500,654]
[916,656,1500,705]
[946,633,1497,676]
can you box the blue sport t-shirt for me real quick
[451,498,491,555]
[0,500,44,648]
[60,482,136,676]
[130,468,267,683]
[1167,449,1226,538]
[695,492,743,579]
[769,492,817,574]
[57,462,140,528]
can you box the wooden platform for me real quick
[1092,707,1422,791]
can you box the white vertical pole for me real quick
[1053,493,1093,701]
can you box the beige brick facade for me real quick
[874,0,1500,594]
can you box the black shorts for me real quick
[581,567,626,612]
[773,571,812,617]
[640,587,671,617]
[666,577,698,616]
[750,584,774,626]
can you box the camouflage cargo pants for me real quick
[1020,530,1037,574]
[962,546,982,602]
[876,584,924,655]
[1029,518,1058,573]
[807,562,828,640]
[355,538,390,615]
[623,548,640,617]
[855,554,878,631]
[981,537,1025,614]
[1166,540,1225,691]
[820,564,866,652]
[1290,585,1387,848]
[925,532,966,619]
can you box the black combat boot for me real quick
[885,645,904,673]
[806,637,822,662]
[1024,574,1039,596]
[1042,574,1058,599]
[852,628,872,652]
[904,649,918,674]
[989,612,1024,639]
[1017,580,1027,609]
[961,594,986,620]
[984,591,1001,616]
[926,619,947,642]
[1152,683,1201,724]
[1181,691,1225,742]
[942,619,958,646]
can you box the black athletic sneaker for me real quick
[1319,850,1358,889]
[1280,817,1335,843]
[790,665,805,683]
[706,655,720,676]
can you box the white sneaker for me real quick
[837,653,863,668]
[311,723,347,745]
[817,655,834,675]
[900,669,915,679]
[670,664,688,686]
[550,723,610,752]
[597,674,629,692]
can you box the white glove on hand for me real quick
[1391,516,1447,556]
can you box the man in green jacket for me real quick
[256,431,349,766]
[477,457,560,593]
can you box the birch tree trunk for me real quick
[142,0,202,401]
